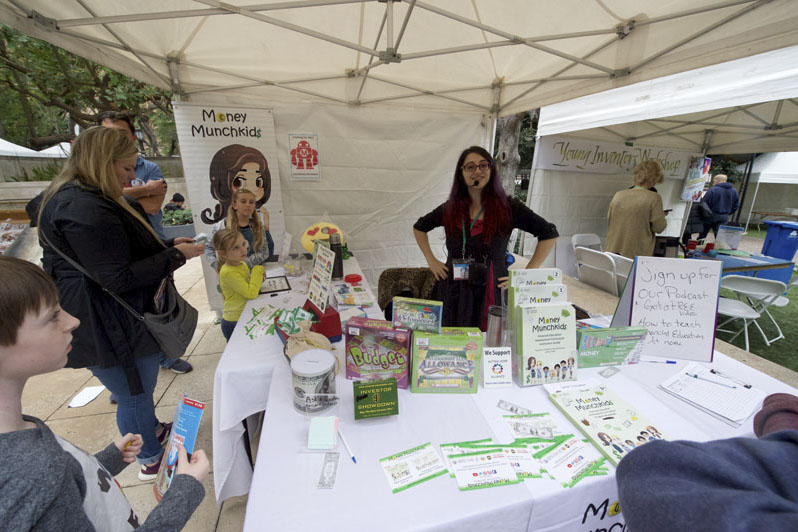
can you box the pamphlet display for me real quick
[577,326,648,368]
[379,443,448,494]
[307,244,336,312]
[611,256,721,362]
[410,328,482,393]
[154,394,206,500]
[514,303,577,387]
[345,317,411,389]
[545,380,666,466]
[391,296,443,333]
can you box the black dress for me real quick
[414,198,558,328]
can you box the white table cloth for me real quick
[213,256,381,502]
[243,352,798,531]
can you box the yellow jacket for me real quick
[219,263,265,321]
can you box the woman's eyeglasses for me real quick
[462,162,491,174]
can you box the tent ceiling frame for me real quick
[710,124,798,151]
[653,118,778,131]
[9,0,783,115]
[626,105,761,141]
[73,0,171,87]
[639,120,703,149]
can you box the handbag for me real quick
[41,231,198,358]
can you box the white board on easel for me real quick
[611,256,722,362]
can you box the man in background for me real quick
[99,111,193,375]
[164,193,185,212]
[700,174,740,239]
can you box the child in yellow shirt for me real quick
[213,228,265,341]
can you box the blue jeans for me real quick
[89,354,163,464]
[221,319,237,341]
[159,352,180,369]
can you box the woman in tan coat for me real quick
[605,160,668,259]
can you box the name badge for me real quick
[452,260,471,281]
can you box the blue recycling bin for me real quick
[759,221,798,284]
[761,221,798,260]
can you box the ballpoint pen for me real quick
[710,368,752,389]
[685,372,736,389]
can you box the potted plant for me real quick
[162,208,196,240]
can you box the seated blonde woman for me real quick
[605,160,668,259]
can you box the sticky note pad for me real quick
[308,416,339,450]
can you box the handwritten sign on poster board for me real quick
[612,256,721,362]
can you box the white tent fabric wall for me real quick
[180,97,486,290]
[737,152,798,229]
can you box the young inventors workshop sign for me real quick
[174,103,285,310]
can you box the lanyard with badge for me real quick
[452,207,482,281]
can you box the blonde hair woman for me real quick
[30,126,204,480]
[605,160,668,259]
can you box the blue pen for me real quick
[338,428,357,464]
[640,360,677,364]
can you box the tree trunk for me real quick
[495,113,523,196]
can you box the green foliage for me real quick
[0,24,177,155]
[709,155,744,183]
[7,161,62,182]
[162,209,193,226]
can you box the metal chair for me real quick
[571,233,602,252]
[606,251,634,295]
[574,247,618,296]
[716,275,787,350]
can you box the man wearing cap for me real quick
[700,174,740,239]
[99,111,193,376]
[164,193,186,212]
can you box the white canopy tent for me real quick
[738,152,798,230]
[5,0,798,284]
[0,138,40,157]
[524,45,798,273]
[36,141,71,157]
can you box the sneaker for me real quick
[168,359,193,374]
[157,422,172,447]
[138,456,162,481]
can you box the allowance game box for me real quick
[391,296,443,333]
[410,327,482,393]
[345,317,411,389]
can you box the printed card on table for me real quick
[307,244,335,312]
[379,443,448,494]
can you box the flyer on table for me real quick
[379,443,448,494]
[448,449,519,491]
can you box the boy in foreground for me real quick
[0,256,208,530]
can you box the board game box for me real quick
[391,296,443,333]
[410,327,482,393]
[345,316,411,389]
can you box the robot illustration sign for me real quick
[289,133,321,180]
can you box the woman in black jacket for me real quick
[33,127,204,480]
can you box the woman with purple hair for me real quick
[413,146,558,329]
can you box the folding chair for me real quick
[571,233,602,252]
[606,252,634,295]
[574,247,618,296]
[716,275,787,350]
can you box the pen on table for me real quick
[685,372,736,389]
[338,428,356,464]
[710,369,753,389]
[640,360,677,364]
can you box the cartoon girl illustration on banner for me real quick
[202,144,272,224]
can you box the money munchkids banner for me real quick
[174,103,285,310]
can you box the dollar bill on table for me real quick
[598,366,621,379]
[318,452,340,489]
[497,399,532,415]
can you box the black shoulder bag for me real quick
[40,231,198,358]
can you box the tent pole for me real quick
[742,156,759,232]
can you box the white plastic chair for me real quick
[574,247,618,296]
[717,275,787,350]
[606,252,634,295]
[571,233,602,252]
